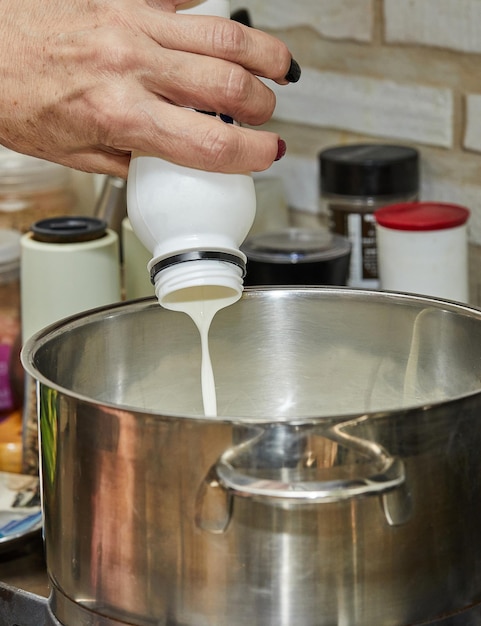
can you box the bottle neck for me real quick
[151,256,245,309]
[149,249,245,285]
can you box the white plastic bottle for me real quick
[126,0,256,416]
[127,0,255,310]
[127,155,256,309]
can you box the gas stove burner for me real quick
[0,583,60,626]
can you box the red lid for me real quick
[374,202,470,231]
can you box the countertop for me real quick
[0,534,49,598]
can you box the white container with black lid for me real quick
[319,144,419,289]
[20,216,121,341]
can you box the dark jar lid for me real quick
[242,228,351,264]
[31,216,108,243]
[374,202,470,232]
[319,144,419,197]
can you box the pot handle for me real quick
[215,425,405,504]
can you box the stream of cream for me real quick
[162,286,240,417]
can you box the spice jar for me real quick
[0,146,77,233]
[0,229,23,473]
[319,144,419,288]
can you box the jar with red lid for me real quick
[374,202,470,302]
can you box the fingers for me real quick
[53,6,298,173]
[107,99,283,173]
[141,47,277,126]
[61,119,281,177]
[141,10,294,85]
[64,151,131,179]
[0,0,297,179]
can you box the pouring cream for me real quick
[161,285,241,416]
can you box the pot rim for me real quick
[20,286,481,425]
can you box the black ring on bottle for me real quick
[150,251,246,285]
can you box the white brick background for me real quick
[464,94,481,151]
[230,0,374,42]
[228,0,481,303]
[255,154,319,215]
[384,0,481,53]
[269,69,453,148]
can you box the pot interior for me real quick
[23,287,481,421]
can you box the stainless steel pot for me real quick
[22,288,481,626]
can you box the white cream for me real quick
[162,285,240,416]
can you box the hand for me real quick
[0,0,298,177]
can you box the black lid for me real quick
[31,216,107,243]
[231,8,252,26]
[242,229,351,264]
[319,144,419,197]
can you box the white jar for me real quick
[21,216,122,341]
[126,0,256,309]
[375,202,470,302]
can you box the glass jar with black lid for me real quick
[319,144,419,289]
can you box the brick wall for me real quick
[230,0,481,303]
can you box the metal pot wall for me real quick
[22,288,481,626]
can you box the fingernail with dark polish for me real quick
[285,58,301,83]
[275,139,287,162]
